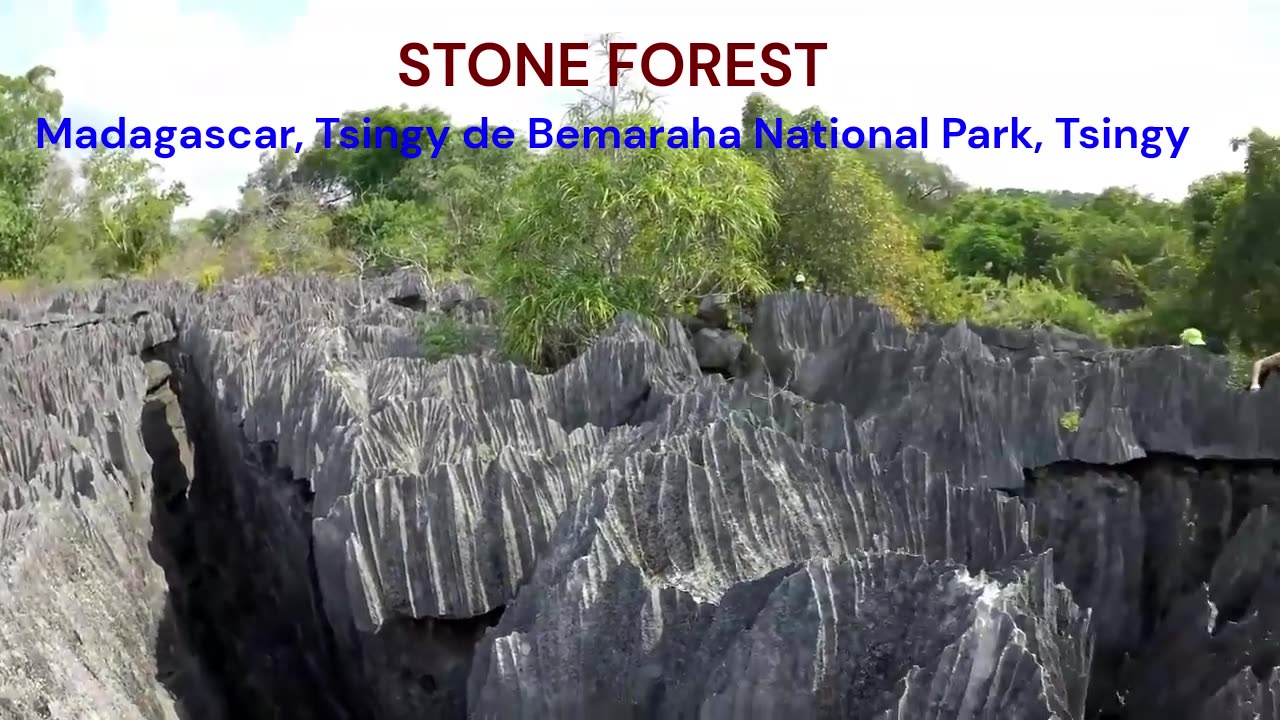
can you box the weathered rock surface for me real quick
[1,275,1279,719]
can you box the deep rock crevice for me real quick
[141,340,355,718]
[135,321,513,719]
[1018,454,1280,718]
[139,343,228,720]
[7,277,1280,720]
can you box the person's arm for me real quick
[1251,352,1280,390]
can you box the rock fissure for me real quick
[5,277,1280,719]
[139,339,513,719]
[1018,454,1280,718]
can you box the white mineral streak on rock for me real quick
[4,276,1280,719]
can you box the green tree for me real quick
[772,147,952,319]
[402,134,533,272]
[1194,130,1280,347]
[81,148,190,274]
[0,66,62,276]
[491,111,776,366]
[948,274,1114,338]
[1183,171,1244,253]
[296,102,533,275]
[28,153,95,281]
[943,223,1025,279]
[742,95,957,321]
[1052,188,1191,311]
[993,188,1098,209]
[926,190,1076,279]
[336,196,443,271]
[197,208,237,245]
[740,92,792,176]
[241,148,300,211]
[477,35,780,365]
[295,105,451,204]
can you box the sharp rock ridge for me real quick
[0,274,1277,720]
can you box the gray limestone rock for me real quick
[690,327,744,373]
[1,275,1279,720]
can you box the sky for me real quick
[1,0,1277,218]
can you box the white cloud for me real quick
[27,0,1275,217]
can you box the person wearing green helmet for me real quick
[1180,327,1206,346]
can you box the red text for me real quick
[399,42,828,88]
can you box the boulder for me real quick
[690,327,744,373]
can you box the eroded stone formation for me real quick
[2,273,1279,719]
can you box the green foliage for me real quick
[923,181,1211,345]
[198,208,236,244]
[1059,409,1081,432]
[1184,171,1244,253]
[740,92,793,177]
[81,148,190,274]
[954,274,1114,338]
[0,66,62,277]
[993,188,1098,209]
[943,223,1025,279]
[742,95,956,323]
[481,42,778,366]
[290,106,531,277]
[926,190,1075,279]
[4,57,1280,375]
[336,196,444,271]
[500,270,660,367]
[241,148,299,203]
[295,105,451,203]
[432,153,531,274]
[235,193,348,275]
[491,121,776,365]
[196,265,222,291]
[1193,130,1280,349]
[158,189,352,283]
[421,316,469,362]
[1052,188,1188,310]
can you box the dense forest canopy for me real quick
[2,37,1278,367]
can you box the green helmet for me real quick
[1180,327,1206,346]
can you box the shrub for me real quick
[943,224,1025,280]
[490,126,775,367]
[958,274,1114,338]
[195,264,223,291]
[422,315,473,361]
